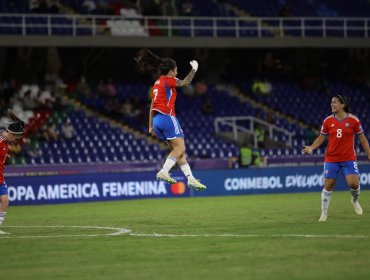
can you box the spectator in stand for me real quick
[82,0,97,14]
[105,79,117,97]
[41,124,59,141]
[21,138,41,158]
[76,77,91,97]
[252,79,272,96]
[261,79,272,95]
[254,125,266,149]
[39,89,54,104]
[181,0,193,16]
[55,82,67,101]
[61,121,74,140]
[23,90,38,110]
[252,79,261,95]
[194,79,208,96]
[122,99,134,118]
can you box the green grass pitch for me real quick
[2,191,370,280]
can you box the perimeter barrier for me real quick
[6,164,370,205]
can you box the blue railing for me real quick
[0,14,369,38]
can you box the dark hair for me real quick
[335,95,351,113]
[134,49,177,75]
[6,111,25,135]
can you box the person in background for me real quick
[105,79,117,97]
[61,121,74,140]
[21,138,41,158]
[135,48,206,191]
[41,123,59,141]
[76,76,91,98]
[82,0,97,14]
[181,0,193,16]
[303,95,370,222]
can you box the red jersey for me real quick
[152,76,178,116]
[320,113,363,162]
[0,134,9,184]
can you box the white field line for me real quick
[0,225,131,239]
[130,233,369,238]
[0,226,368,239]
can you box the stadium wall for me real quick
[1,35,370,48]
[6,164,370,205]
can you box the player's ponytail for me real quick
[135,49,176,75]
[336,95,351,113]
[343,96,352,113]
[6,110,25,135]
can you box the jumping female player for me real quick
[135,49,206,191]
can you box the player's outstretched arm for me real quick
[358,133,370,161]
[302,134,326,155]
[176,60,198,87]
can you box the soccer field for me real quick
[2,191,370,280]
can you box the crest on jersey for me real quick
[345,123,349,127]
[331,124,334,127]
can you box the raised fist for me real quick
[190,60,198,71]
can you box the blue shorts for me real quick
[0,183,8,196]
[324,161,359,179]
[153,113,184,141]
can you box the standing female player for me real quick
[303,95,370,222]
[0,112,24,232]
[135,49,206,191]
